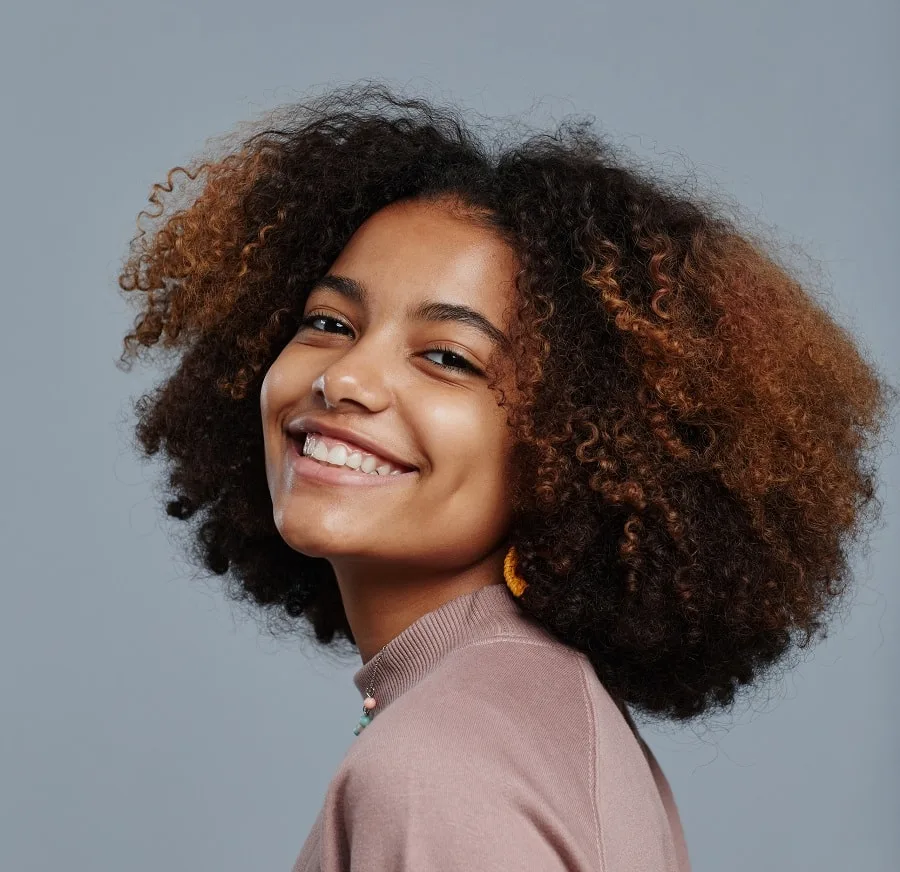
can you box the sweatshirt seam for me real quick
[577,656,606,872]
[440,633,567,661]
[441,635,606,870]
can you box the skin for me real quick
[260,197,521,664]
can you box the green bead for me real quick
[359,714,372,726]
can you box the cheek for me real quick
[260,350,296,413]
[260,353,304,466]
[425,401,514,503]
[260,347,317,437]
[455,423,515,545]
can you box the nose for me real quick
[311,332,394,413]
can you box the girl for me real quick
[116,82,895,871]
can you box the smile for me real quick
[302,432,411,475]
[288,434,418,487]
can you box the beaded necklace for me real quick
[352,545,528,736]
[353,643,387,736]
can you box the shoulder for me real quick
[329,638,605,870]
[349,639,602,831]
[329,637,684,871]
[347,635,658,788]
[372,636,596,754]
[349,634,647,765]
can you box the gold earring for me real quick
[503,546,528,597]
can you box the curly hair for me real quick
[116,81,896,722]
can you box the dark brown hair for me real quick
[116,82,896,722]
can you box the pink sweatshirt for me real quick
[292,582,691,871]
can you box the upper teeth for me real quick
[302,433,405,475]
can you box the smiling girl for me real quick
[116,82,895,871]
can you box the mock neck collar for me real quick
[351,582,530,712]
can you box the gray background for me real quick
[2,2,897,870]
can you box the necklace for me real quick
[353,642,387,736]
[351,556,528,736]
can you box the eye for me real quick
[298,312,482,376]
[423,345,481,374]
[299,311,352,335]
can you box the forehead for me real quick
[325,199,519,322]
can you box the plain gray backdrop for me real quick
[2,2,897,870]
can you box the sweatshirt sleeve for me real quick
[333,741,584,871]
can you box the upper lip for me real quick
[285,416,418,471]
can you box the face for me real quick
[260,198,521,581]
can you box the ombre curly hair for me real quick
[116,81,896,722]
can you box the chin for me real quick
[273,512,362,560]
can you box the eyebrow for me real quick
[307,273,509,349]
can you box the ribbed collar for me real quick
[352,582,533,713]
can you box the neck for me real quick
[333,548,509,664]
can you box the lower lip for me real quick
[288,437,418,487]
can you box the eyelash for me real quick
[298,312,483,375]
